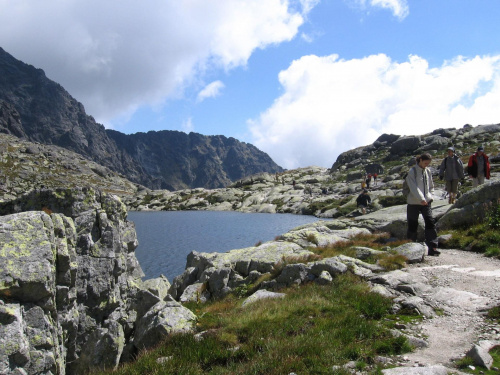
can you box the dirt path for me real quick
[402,249,500,369]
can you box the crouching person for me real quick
[406,153,440,256]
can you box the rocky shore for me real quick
[1,176,499,374]
[121,124,500,219]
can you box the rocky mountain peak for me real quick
[0,47,283,190]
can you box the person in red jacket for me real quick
[468,146,490,187]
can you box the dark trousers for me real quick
[407,204,438,250]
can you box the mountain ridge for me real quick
[0,46,283,190]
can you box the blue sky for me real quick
[1,0,499,169]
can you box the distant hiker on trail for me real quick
[282,177,285,186]
[366,174,372,189]
[373,173,378,186]
[439,147,465,204]
[356,189,371,215]
[292,180,296,189]
[406,153,440,256]
[468,146,490,187]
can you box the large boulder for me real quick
[0,188,195,375]
[133,301,197,350]
[373,133,400,148]
[390,136,421,155]
[437,180,500,230]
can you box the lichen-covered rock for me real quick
[392,242,426,263]
[0,188,196,375]
[133,301,197,350]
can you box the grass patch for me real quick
[311,232,410,260]
[446,223,500,258]
[487,305,500,322]
[270,253,322,278]
[445,199,500,258]
[95,274,410,375]
[455,345,500,374]
[376,253,408,271]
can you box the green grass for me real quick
[94,274,412,375]
[311,232,410,258]
[446,224,500,258]
[455,345,500,374]
[444,201,500,258]
[487,304,500,322]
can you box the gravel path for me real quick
[400,249,500,370]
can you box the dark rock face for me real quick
[0,47,282,190]
[373,133,400,148]
[107,130,283,190]
[390,136,421,155]
[0,47,151,187]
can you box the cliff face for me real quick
[0,48,151,187]
[0,47,283,190]
[0,188,196,374]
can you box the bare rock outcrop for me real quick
[0,188,196,374]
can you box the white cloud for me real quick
[197,81,225,102]
[182,117,194,133]
[370,0,408,20]
[249,53,500,169]
[346,0,409,20]
[0,0,312,126]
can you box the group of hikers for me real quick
[361,173,378,189]
[356,145,491,258]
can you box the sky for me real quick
[1,0,499,170]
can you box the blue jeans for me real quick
[407,204,438,250]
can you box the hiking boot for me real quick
[428,249,441,256]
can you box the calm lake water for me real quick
[128,211,323,281]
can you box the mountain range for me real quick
[0,47,282,190]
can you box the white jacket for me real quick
[406,165,434,205]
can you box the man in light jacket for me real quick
[406,153,439,256]
[439,147,464,204]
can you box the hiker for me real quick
[356,189,371,215]
[292,180,296,189]
[468,146,490,187]
[439,147,465,204]
[406,153,440,256]
[373,173,378,186]
[366,173,372,189]
[361,175,366,190]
